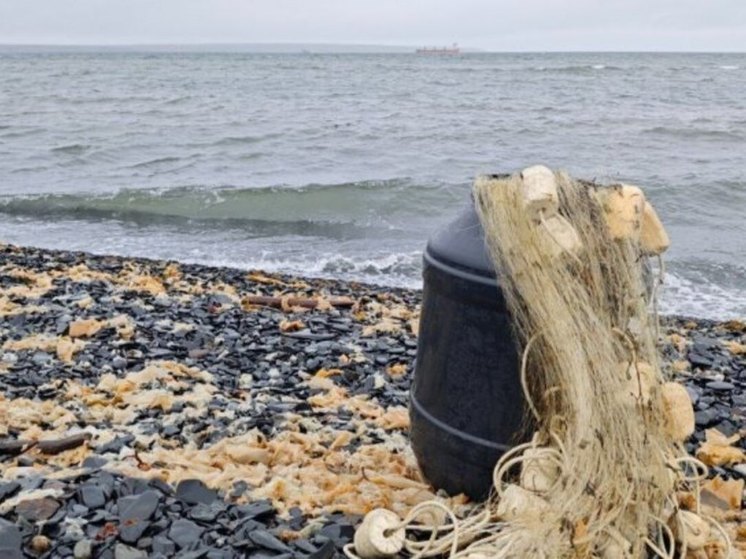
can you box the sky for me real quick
[0,0,745,52]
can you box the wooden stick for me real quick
[37,433,91,455]
[242,295,354,310]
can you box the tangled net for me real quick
[345,168,734,559]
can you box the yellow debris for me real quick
[640,201,670,255]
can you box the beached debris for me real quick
[661,381,696,442]
[702,476,744,511]
[242,294,355,311]
[345,169,735,559]
[519,164,559,220]
[697,429,746,467]
[37,432,92,455]
[595,183,646,240]
[68,318,104,338]
[641,201,671,255]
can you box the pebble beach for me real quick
[0,243,744,558]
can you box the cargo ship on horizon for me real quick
[416,43,460,55]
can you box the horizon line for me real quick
[0,42,744,54]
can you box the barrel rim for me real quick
[423,248,499,287]
[409,392,512,452]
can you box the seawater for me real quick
[0,50,744,318]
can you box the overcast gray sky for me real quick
[1,0,744,51]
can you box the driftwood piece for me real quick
[242,295,355,310]
[37,433,92,455]
[0,439,29,456]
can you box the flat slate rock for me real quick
[0,481,20,501]
[0,518,23,559]
[15,497,60,521]
[248,529,292,553]
[176,479,218,505]
[80,484,107,509]
[169,518,204,549]
[118,490,160,521]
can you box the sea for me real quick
[0,49,744,319]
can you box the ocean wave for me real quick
[50,143,91,155]
[660,269,746,320]
[644,126,743,141]
[209,251,423,288]
[531,64,623,73]
[128,156,185,169]
[719,65,739,71]
[212,133,281,146]
[0,179,459,232]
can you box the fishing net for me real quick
[345,167,734,558]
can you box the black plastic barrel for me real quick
[409,200,526,500]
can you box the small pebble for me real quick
[30,535,51,553]
[74,539,93,559]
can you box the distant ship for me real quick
[416,43,460,55]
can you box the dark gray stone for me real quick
[689,352,714,368]
[236,501,274,519]
[0,519,23,559]
[0,480,20,501]
[307,539,336,559]
[80,484,106,508]
[119,519,150,544]
[190,503,221,522]
[706,381,735,391]
[118,490,159,521]
[248,530,292,553]
[176,479,218,505]
[112,356,127,369]
[82,456,109,469]
[169,518,204,549]
[152,536,176,555]
[695,408,719,426]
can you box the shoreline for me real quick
[0,243,744,557]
